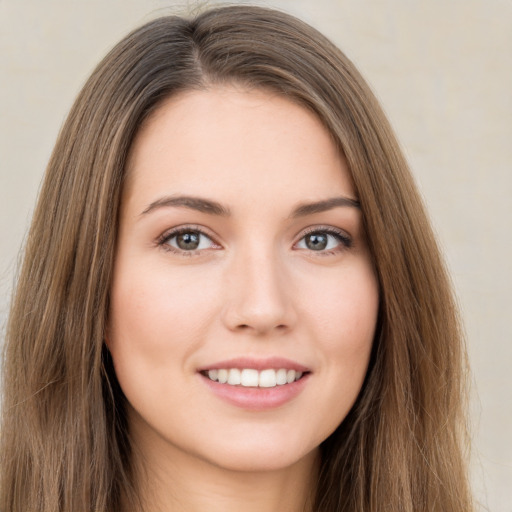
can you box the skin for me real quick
[108,86,379,512]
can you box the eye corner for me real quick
[294,226,353,254]
[156,225,222,255]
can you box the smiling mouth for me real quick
[201,368,307,388]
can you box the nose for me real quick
[221,247,297,336]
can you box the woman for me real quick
[0,5,473,512]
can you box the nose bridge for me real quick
[222,237,295,334]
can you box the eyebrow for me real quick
[140,194,360,217]
[291,196,360,217]
[141,195,231,216]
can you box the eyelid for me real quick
[294,225,353,252]
[155,224,353,256]
[156,224,222,254]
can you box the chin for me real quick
[189,429,322,474]
[207,448,318,474]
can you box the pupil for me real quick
[306,233,327,250]
[177,232,200,250]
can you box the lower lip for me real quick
[200,373,310,410]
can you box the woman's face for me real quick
[108,86,379,473]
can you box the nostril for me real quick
[235,323,289,333]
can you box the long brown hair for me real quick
[1,5,472,511]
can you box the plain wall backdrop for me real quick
[1,0,511,510]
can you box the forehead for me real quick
[124,86,355,214]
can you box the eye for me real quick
[159,227,219,254]
[295,228,352,253]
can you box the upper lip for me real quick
[197,356,310,373]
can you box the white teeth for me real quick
[205,368,305,387]
[241,369,259,387]
[276,368,287,385]
[227,368,241,385]
[259,369,277,388]
[217,369,228,384]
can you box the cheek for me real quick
[302,261,379,407]
[106,261,224,440]
[107,261,219,376]
[305,261,379,348]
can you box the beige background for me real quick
[1,1,510,510]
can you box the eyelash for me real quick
[157,225,218,256]
[295,226,353,256]
[156,225,353,256]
